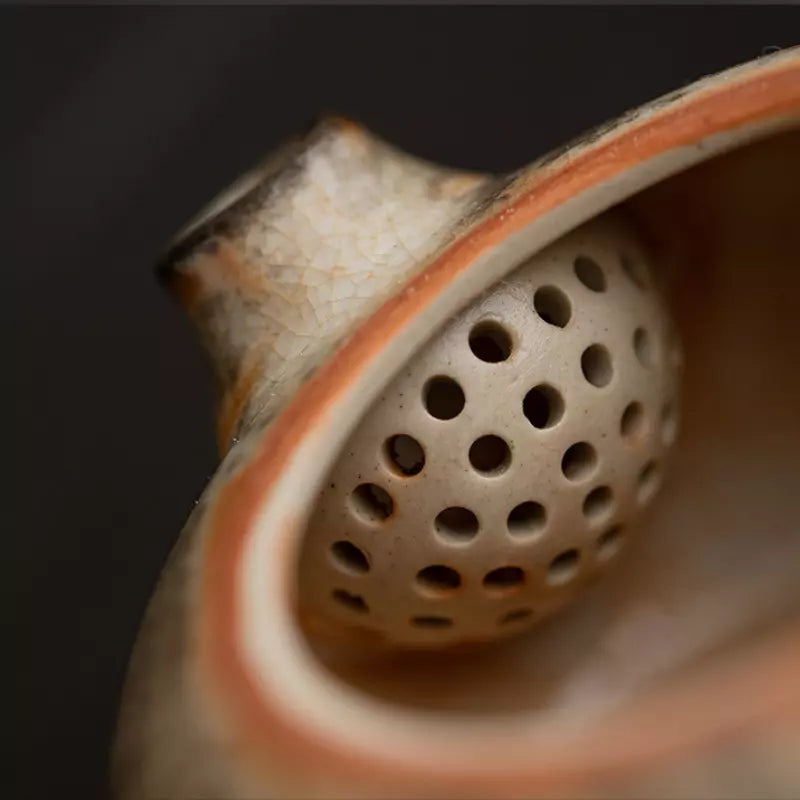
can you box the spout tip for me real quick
[154,113,368,289]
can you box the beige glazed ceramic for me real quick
[114,49,800,799]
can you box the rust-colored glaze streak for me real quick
[167,266,204,310]
[216,355,262,454]
[201,61,800,793]
[172,242,267,312]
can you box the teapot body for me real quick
[114,49,800,799]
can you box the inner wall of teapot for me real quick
[296,130,800,716]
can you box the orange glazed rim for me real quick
[194,49,800,795]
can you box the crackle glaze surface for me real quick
[163,120,498,451]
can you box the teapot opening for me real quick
[296,130,800,720]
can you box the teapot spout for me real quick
[157,117,493,453]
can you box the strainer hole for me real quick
[411,615,453,629]
[331,589,368,613]
[469,435,511,475]
[434,507,479,542]
[581,344,613,387]
[507,501,546,538]
[620,401,645,440]
[384,434,425,476]
[483,566,525,591]
[547,549,580,585]
[620,253,648,289]
[351,483,394,523]
[637,460,661,504]
[661,401,677,445]
[574,256,606,292]
[533,285,571,328]
[469,320,512,363]
[582,486,613,522]
[416,565,462,594]
[423,376,465,420]
[523,384,564,429]
[561,442,597,482]
[633,327,654,367]
[498,608,533,625]
[330,540,370,574]
[597,525,624,561]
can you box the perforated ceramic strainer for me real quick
[299,212,682,647]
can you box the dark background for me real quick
[9,6,800,798]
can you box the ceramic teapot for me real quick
[113,48,800,799]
